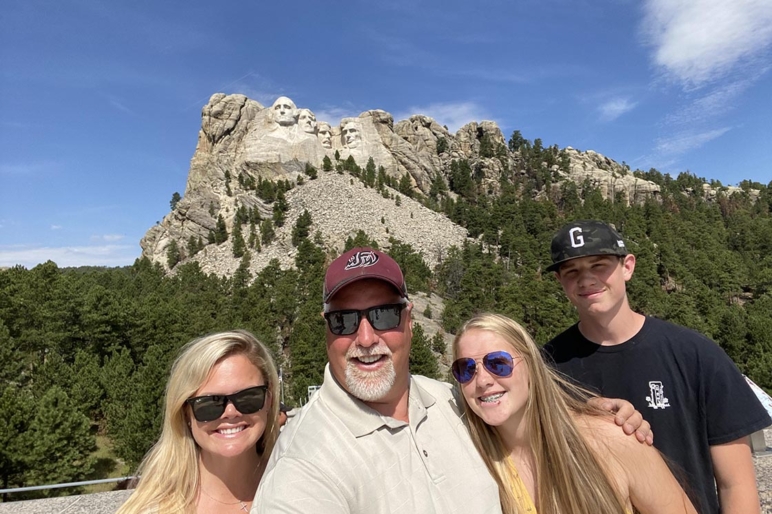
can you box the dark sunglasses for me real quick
[324,303,406,336]
[186,385,268,422]
[451,351,516,384]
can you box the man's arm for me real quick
[588,397,654,445]
[710,436,761,514]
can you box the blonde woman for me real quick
[117,330,280,514]
[452,314,696,514]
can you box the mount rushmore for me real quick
[140,93,738,278]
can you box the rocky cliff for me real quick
[140,93,670,276]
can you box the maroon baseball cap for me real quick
[323,247,408,303]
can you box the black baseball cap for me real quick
[547,220,628,272]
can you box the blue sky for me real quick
[1,0,771,268]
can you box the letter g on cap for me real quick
[569,227,585,248]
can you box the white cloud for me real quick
[51,225,62,230]
[598,97,638,121]
[393,102,493,132]
[654,127,731,155]
[90,234,125,242]
[313,105,362,125]
[0,244,138,269]
[665,80,750,126]
[0,160,60,175]
[106,95,135,115]
[641,0,772,87]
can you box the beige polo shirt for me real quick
[253,364,501,513]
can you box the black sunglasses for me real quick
[324,303,407,336]
[451,351,517,384]
[186,385,268,423]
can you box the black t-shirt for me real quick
[543,317,771,514]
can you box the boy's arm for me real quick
[710,436,761,514]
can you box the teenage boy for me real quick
[543,220,771,514]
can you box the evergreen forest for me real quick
[1,155,771,500]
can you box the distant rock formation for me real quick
[557,147,661,204]
[140,93,667,276]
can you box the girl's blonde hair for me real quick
[117,330,280,514]
[453,313,628,514]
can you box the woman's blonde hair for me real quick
[453,313,628,514]
[117,330,280,514]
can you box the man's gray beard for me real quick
[345,359,396,402]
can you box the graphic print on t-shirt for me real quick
[645,380,671,409]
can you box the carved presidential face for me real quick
[272,96,297,126]
[297,109,317,134]
[317,122,332,149]
[342,121,361,149]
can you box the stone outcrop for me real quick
[556,147,661,205]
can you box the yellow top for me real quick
[512,468,536,512]
[511,471,631,514]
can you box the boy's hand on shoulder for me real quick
[589,397,654,445]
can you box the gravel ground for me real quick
[757,428,772,514]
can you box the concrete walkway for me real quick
[0,490,132,514]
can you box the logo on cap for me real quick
[344,250,379,271]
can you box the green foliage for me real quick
[449,159,476,201]
[431,332,446,354]
[364,158,377,187]
[214,215,228,244]
[232,222,246,258]
[344,230,379,251]
[322,155,333,171]
[166,240,180,268]
[508,130,526,152]
[423,304,433,319]
[260,219,275,245]
[387,238,432,294]
[187,235,203,257]
[304,162,318,180]
[273,190,288,227]
[169,192,181,211]
[409,323,440,379]
[292,210,313,247]
[436,137,448,154]
[398,174,413,198]
[22,386,95,495]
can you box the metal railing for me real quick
[0,476,135,495]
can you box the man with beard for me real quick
[253,247,650,513]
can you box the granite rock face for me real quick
[140,93,668,276]
[556,147,662,205]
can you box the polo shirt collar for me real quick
[320,363,437,437]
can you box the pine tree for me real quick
[431,332,446,354]
[291,209,313,247]
[232,222,246,258]
[260,219,275,245]
[215,215,228,244]
[22,387,95,495]
[322,155,333,172]
[365,157,377,187]
[166,240,181,268]
[169,192,181,211]
[0,385,31,494]
[409,323,440,379]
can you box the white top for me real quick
[252,364,501,513]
